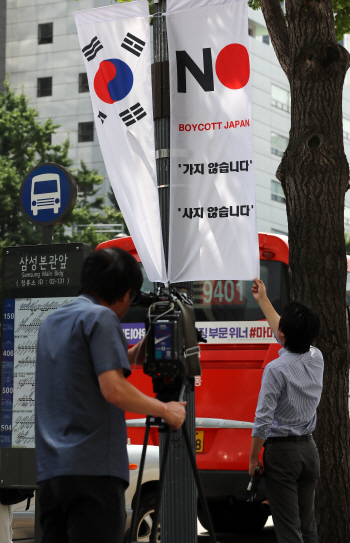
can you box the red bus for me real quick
[96,233,298,534]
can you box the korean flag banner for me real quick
[166,0,259,282]
[74,2,167,283]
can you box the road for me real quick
[15,513,276,542]
[198,517,277,543]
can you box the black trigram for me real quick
[98,111,107,124]
[82,36,103,61]
[119,103,147,127]
[121,33,145,57]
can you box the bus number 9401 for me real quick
[201,280,245,306]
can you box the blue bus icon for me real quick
[31,173,61,216]
[20,163,77,226]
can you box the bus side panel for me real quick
[125,365,265,471]
[194,367,263,471]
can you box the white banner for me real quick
[74,2,167,283]
[196,321,274,344]
[166,0,259,282]
[121,320,275,346]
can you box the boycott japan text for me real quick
[179,120,250,131]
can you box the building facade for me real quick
[0,0,6,93]
[5,0,350,235]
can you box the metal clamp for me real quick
[155,148,170,159]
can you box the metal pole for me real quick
[34,492,42,542]
[42,226,53,245]
[153,2,197,543]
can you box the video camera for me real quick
[133,287,204,385]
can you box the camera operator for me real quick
[35,248,186,543]
[249,278,323,543]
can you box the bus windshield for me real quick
[34,179,58,194]
[193,260,289,322]
[123,260,289,324]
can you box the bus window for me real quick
[121,264,153,324]
[123,260,289,325]
[193,260,289,322]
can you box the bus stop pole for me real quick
[153,2,197,543]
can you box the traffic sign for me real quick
[19,163,77,226]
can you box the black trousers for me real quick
[263,439,320,543]
[38,475,127,543]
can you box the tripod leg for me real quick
[182,421,218,543]
[149,427,172,543]
[128,418,151,543]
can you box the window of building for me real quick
[38,23,53,45]
[79,73,89,93]
[262,35,270,45]
[37,77,52,98]
[271,132,288,157]
[78,122,94,143]
[271,180,286,204]
[343,118,350,140]
[271,84,291,112]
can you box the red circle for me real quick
[215,44,250,90]
[94,60,117,104]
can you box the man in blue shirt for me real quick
[249,278,323,543]
[35,248,186,543]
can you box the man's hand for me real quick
[251,278,267,303]
[249,436,265,476]
[99,370,187,426]
[251,278,280,333]
[249,456,263,478]
[163,401,187,430]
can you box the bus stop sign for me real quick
[19,163,77,226]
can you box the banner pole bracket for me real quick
[155,149,170,159]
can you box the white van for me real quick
[31,173,61,216]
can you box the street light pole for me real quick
[152,2,197,542]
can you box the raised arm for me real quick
[251,278,280,333]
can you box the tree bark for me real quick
[259,0,350,541]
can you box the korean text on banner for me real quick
[166,0,259,282]
[74,2,167,283]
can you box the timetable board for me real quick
[0,243,90,487]
[1,297,74,448]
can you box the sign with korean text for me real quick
[1,244,91,450]
[1,297,75,448]
[2,244,90,298]
[166,0,259,282]
[121,320,274,346]
[74,1,167,284]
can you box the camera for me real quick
[134,287,203,382]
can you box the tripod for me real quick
[128,382,217,543]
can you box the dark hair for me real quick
[79,248,143,305]
[279,301,320,354]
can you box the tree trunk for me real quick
[259,0,350,540]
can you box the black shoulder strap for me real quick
[175,299,201,377]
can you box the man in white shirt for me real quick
[249,278,323,543]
